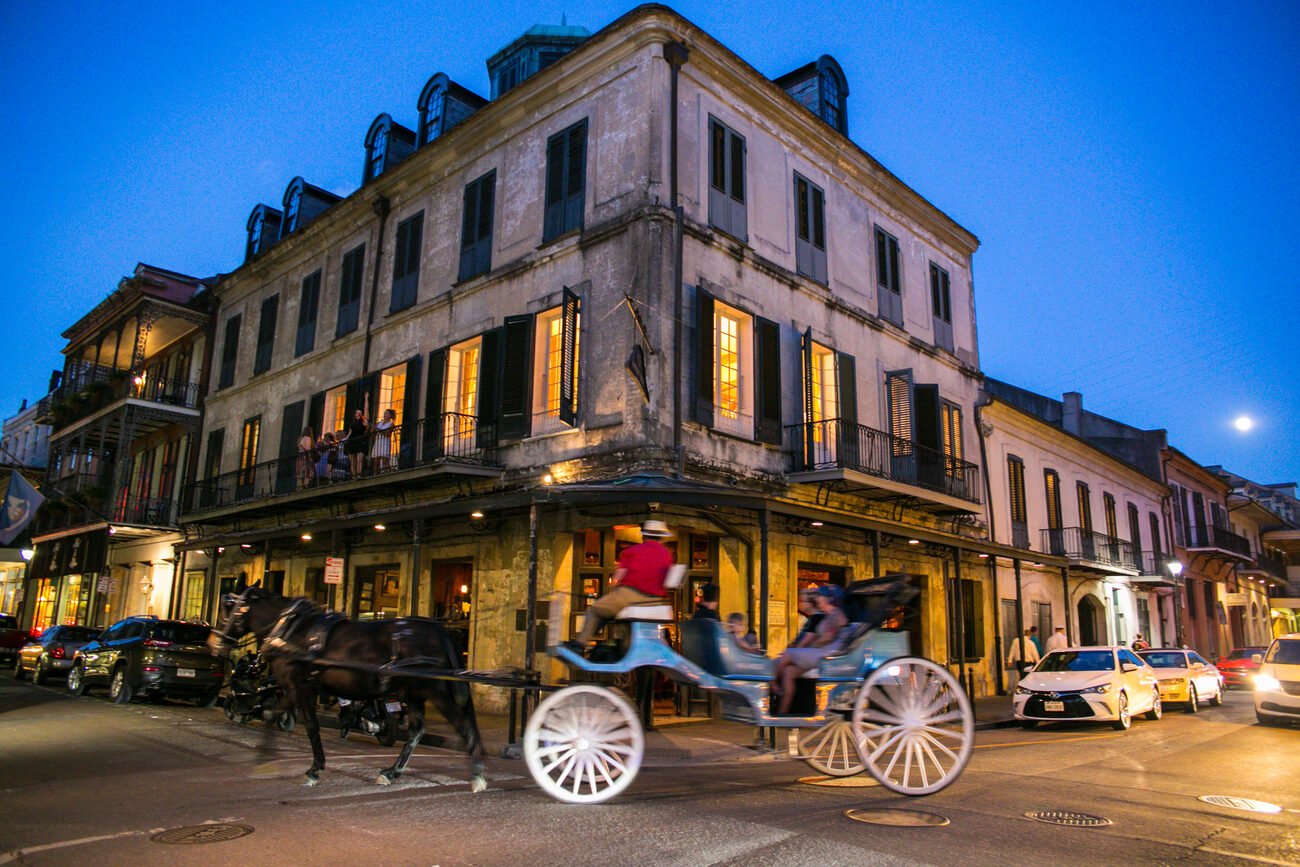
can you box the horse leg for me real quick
[378,693,424,785]
[429,683,487,793]
[295,682,327,786]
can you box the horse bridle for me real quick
[211,587,256,649]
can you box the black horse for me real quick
[209,588,486,790]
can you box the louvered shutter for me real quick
[477,329,502,448]
[800,328,815,467]
[219,314,241,389]
[276,401,304,494]
[692,287,715,427]
[729,131,746,236]
[498,315,533,440]
[307,391,325,438]
[708,121,729,236]
[564,122,586,233]
[401,355,422,468]
[424,348,446,459]
[255,295,279,374]
[753,317,781,445]
[913,384,941,489]
[836,352,857,467]
[544,132,566,240]
[458,179,479,281]
[559,287,579,426]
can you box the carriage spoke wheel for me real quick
[799,717,866,777]
[851,657,974,796]
[524,684,644,804]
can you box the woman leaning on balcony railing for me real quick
[370,408,396,471]
[344,397,370,477]
[297,426,316,488]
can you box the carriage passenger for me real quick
[772,585,849,715]
[725,612,761,653]
[567,520,674,652]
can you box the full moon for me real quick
[1234,416,1254,432]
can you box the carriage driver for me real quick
[567,520,675,652]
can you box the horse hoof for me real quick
[470,775,487,794]
[376,772,394,786]
[304,775,319,787]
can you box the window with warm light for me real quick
[532,304,580,434]
[805,341,839,460]
[714,302,752,436]
[322,385,347,437]
[444,337,481,445]
[238,416,261,487]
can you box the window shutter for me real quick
[296,271,320,357]
[219,314,242,389]
[544,132,566,240]
[391,214,423,312]
[885,369,912,444]
[559,287,579,426]
[254,295,279,374]
[799,328,814,466]
[692,287,715,427]
[337,245,364,337]
[836,351,857,466]
[344,378,361,422]
[476,171,494,273]
[401,354,422,468]
[564,121,586,233]
[498,315,533,440]
[1191,491,1207,543]
[459,179,478,281]
[276,401,304,494]
[753,317,781,445]
[913,383,941,488]
[477,328,502,448]
[308,390,325,438]
[424,348,446,458]
[708,121,728,235]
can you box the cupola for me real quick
[486,22,590,99]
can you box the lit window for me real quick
[322,385,347,438]
[804,341,839,463]
[238,417,260,487]
[713,302,752,436]
[444,337,481,446]
[532,301,580,434]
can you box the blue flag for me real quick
[0,471,44,546]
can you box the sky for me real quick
[1,1,1297,485]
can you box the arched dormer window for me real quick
[418,74,449,146]
[280,178,305,240]
[364,114,394,183]
[245,204,282,261]
[815,56,848,135]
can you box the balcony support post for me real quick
[870,528,880,579]
[409,517,424,617]
[203,546,221,625]
[759,507,770,650]
[1013,557,1025,674]
[990,557,1005,695]
[951,547,968,695]
[1061,567,1073,645]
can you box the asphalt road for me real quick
[1,672,1297,866]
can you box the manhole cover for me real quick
[1199,795,1282,814]
[844,808,949,827]
[1025,811,1112,828]
[799,775,880,788]
[152,824,254,845]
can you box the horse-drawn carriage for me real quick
[523,575,974,803]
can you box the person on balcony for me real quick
[344,397,370,477]
[297,426,316,488]
[370,408,396,471]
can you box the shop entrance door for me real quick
[353,564,400,620]
[431,561,472,665]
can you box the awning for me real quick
[29,529,108,580]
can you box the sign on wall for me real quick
[324,557,344,585]
[1222,592,1247,607]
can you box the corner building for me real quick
[181,6,997,711]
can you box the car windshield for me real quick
[58,627,101,642]
[1226,648,1263,660]
[1139,651,1187,668]
[1036,650,1115,672]
[149,623,213,645]
[1265,640,1300,665]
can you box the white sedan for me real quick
[1137,649,1223,712]
[1014,646,1162,731]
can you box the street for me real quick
[2,673,1297,866]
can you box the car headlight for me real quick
[1158,678,1184,686]
[1014,686,1033,696]
[1255,674,1281,692]
[1079,683,1113,695]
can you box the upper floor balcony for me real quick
[44,366,201,441]
[1041,527,1139,575]
[1240,550,1288,585]
[181,413,502,519]
[1183,524,1253,561]
[785,418,981,513]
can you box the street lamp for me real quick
[1167,559,1185,648]
[20,548,34,562]
[1167,560,1183,578]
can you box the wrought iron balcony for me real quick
[181,414,501,516]
[1241,550,1288,583]
[785,418,981,507]
[1041,527,1138,572]
[45,369,201,432]
[1184,525,1252,559]
[113,495,178,528]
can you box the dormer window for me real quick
[249,214,264,253]
[244,204,282,261]
[277,177,342,241]
[775,54,849,136]
[820,68,842,132]
[370,126,388,180]
[422,89,444,144]
[282,183,302,238]
[363,114,416,183]
[417,73,487,146]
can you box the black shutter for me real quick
[458,171,495,282]
[559,287,579,426]
[477,328,502,448]
[914,384,941,451]
[544,132,566,240]
[801,328,814,467]
[836,351,857,468]
[307,390,325,438]
[344,379,361,422]
[564,121,586,233]
[753,317,781,445]
[391,213,423,312]
[219,314,241,389]
[692,287,715,426]
[498,315,533,440]
[424,349,446,459]
[296,271,320,357]
[337,244,364,337]
[276,401,304,494]
[254,295,279,375]
[400,354,422,468]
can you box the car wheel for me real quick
[67,663,88,696]
[1020,720,1038,730]
[109,667,133,705]
[196,691,220,709]
[1144,689,1162,721]
[13,656,25,680]
[1184,684,1199,714]
[1210,682,1224,707]
[1112,692,1131,731]
[32,656,49,686]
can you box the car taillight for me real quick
[52,646,66,659]
[28,628,43,639]
[142,639,172,648]
[143,665,161,672]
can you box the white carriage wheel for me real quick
[524,684,645,804]
[851,657,974,796]
[799,717,866,777]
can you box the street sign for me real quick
[97,574,110,593]
[1222,592,1247,606]
[324,557,344,585]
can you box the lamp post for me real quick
[1167,559,1184,648]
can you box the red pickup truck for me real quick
[0,613,29,660]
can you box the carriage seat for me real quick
[800,625,912,680]
[615,603,675,622]
[679,620,774,680]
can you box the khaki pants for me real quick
[577,585,658,643]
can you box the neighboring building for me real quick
[23,264,212,632]
[1,399,51,471]
[178,6,1003,710]
[980,387,1173,686]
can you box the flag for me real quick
[0,471,43,545]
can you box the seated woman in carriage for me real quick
[772,584,849,714]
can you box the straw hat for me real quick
[641,520,672,538]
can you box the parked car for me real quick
[0,613,28,660]
[13,624,102,684]
[1216,646,1268,689]
[1014,646,1162,731]
[1138,648,1223,712]
[68,616,227,706]
[1253,634,1300,726]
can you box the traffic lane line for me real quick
[973,732,1125,749]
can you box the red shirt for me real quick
[615,541,674,596]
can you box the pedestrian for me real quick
[1007,628,1041,678]
[297,425,316,488]
[1028,624,1042,655]
[691,583,720,620]
[1131,633,1150,652]
[568,520,675,651]
[1045,625,1068,652]
[371,408,396,471]
[344,397,370,477]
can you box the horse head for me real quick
[209,586,283,654]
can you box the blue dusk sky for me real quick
[1,1,1296,486]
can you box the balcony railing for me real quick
[786,418,981,504]
[113,495,178,527]
[1041,527,1138,570]
[1185,525,1252,558]
[1248,550,1288,581]
[182,414,500,514]
[45,370,201,430]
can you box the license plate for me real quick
[1044,700,1064,712]
[385,701,402,713]
[177,668,195,678]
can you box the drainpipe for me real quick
[1061,567,1073,644]
[409,517,424,617]
[870,528,880,578]
[990,557,1004,694]
[952,547,968,696]
[663,41,689,478]
[361,195,392,376]
[759,507,770,649]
